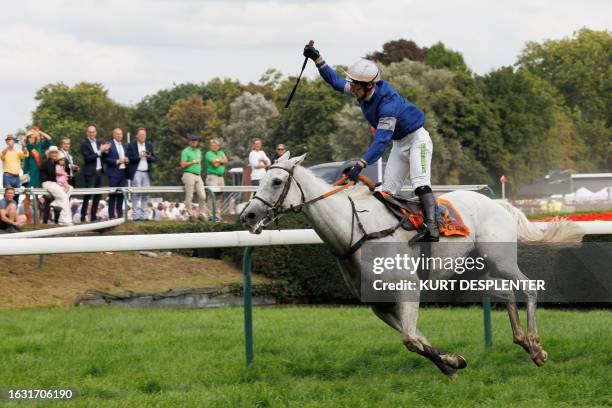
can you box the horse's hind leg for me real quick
[483,248,548,366]
[395,302,467,378]
[481,275,527,351]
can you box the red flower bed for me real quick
[534,212,612,222]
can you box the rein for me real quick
[251,164,407,259]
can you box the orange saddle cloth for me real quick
[376,192,470,237]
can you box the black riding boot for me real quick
[410,187,440,243]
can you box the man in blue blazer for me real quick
[79,125,111,222]
[105,128,129,219]
[126,127,156,221]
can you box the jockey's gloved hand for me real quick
[303,44,320,61]
[344,159,367,181]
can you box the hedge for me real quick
[130,218,355,303]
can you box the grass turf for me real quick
[0,306,610,407]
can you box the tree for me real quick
[222,92,279,163]
[483,66,580,188]
[367,39,428,64]
[32,82,132,158]
[425,42,468,72]
[518,28,612,170]
[381,60,492,184]
[166,95,218,138]
[518,28,611,123]
[270,72,347,163]
[329,104,372,161]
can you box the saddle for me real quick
[374,191,470,237]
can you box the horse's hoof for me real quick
[532,349,548,366]
[441,354,468,370]
[455,354,468,369]
[446,371,458,380]
[532,350,548,366]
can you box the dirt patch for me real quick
[0,252,267,309]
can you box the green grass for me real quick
[0,307,610,407]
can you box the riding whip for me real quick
[284,40,314,109]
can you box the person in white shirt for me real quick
[248,138,270,186]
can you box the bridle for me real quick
[249,163,357,225]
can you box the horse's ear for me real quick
[291,153,307,165]
[278,151,290,162]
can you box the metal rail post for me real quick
[31,187,38,225]
[121,188,129,222]
[482,184,495,348]
[242,246,254,366]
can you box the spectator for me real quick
[22,128,54,223]
[166,202,180,220]
[204,138,228,221]
[248,138,270,186]
[180,133,209,221]
[154,202,168,221]
[272,143,287,164]
[96,201,109,221]
[1,134,28,203]
[126,127,156,221]
[55,155,71,193]
[79,125,111,222]
[22,127,53,189]
[105,128,129,219]
[0,187,26,232]
[146,202,156,220]
[40,146,73,225]
[58,137,79,187]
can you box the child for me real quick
[55,156,70,193]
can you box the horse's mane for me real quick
[294,164,374,200]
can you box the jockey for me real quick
[303,43,439,242]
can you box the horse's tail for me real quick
[494,200,585,243]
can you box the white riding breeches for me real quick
[380,127,433,195]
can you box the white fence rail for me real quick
[1,221,611,255]
[0,184,493,195]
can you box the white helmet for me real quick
[345,59,381,84]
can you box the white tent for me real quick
[592,187,612,201]
[574,187,595,203]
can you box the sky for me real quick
[0,0,610,138]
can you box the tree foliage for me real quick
[32,82,132,157]
[425,42,468,72]
[367,39,428,64]
[329,104,372,161]
[222,91,279,163]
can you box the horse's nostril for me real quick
[247,212,256,219]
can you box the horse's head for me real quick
[240,151,306,234]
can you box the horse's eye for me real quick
[272,178,283,186]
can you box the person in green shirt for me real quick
[180,134,209,221]
[204,138,228,221]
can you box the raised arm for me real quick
[303,43,350,94]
